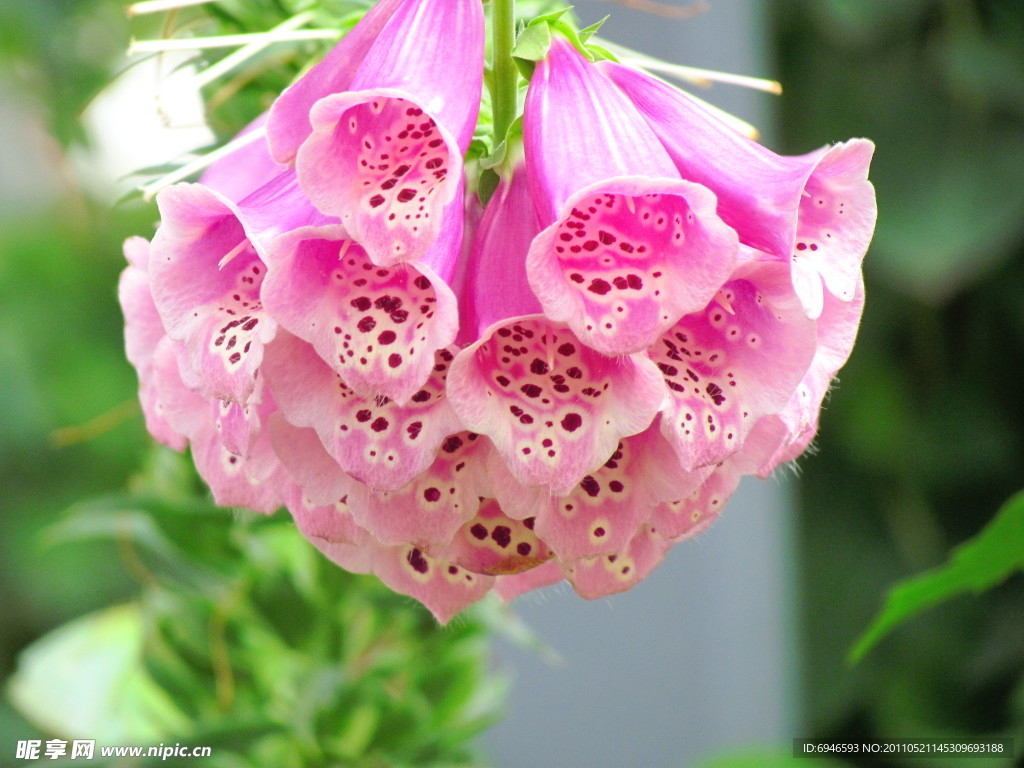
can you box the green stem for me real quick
[479,0,516,204]
[491,0,516,148]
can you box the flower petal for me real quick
[491,424,693,561]
[527,177,739,355]
[494,561,565,602]
[651,259,816,471]
[753,275,867,475]
[267,413,353,506]
[438,498,553,576]
[118,238,187,450]
[199,113,284,202]
[447,315,666,495]
[212,382,269,457]
[524,36,677,223]
[649,464,740,542]
[345,0,484,151]
[564,523,671,600]
[370,545,494,624]
[457,160,543,341]
[265,0,406,163]
[149,184,282,404]
[152,340,285,514]
[792,140,876,303]
[284,482,370,547]
[262,224,458,403]
[602,60,878,291]
[297,91,464,267]
[261,330,462,491]
[345,430,492,547]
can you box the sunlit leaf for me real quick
[851,491,1024,662]
[8,604,188,743]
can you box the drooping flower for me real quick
[272,415,495,626]
[119,237,186,451]
[486,422,698,561]
[259,223,460,404]
[289,495,496,625]
[260,329,462,492]
[447,163,668,496]
[601,60,876,317]
[743,275,868,477]
[266,0,406,165]
[286,0,485,269]
[148,172,329,406]
[647,251,818,473]
[120,3,877,623]
[119,234,288,513]
[523,37,739,356]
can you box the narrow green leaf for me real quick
[851,490,1024,662]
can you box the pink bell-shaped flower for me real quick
[447,163,668,496]
[601,60,876,317]
[283,0,485,269]
[119,1,878,622]
[148,171,330,406]
[523,37,739,356]
[259,222,460,404]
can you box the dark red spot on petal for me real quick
[491,525,512,548]
[407,548,429,573]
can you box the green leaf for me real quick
[851,490,1024,662]
[697,747,852,768]
[7,604,188,743]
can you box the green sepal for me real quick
[577,15,610,43]
[476,115,524,206]
[513,9,612,80]
[512,21,550,80]
[479,115,523,172]
[585,42,620,63]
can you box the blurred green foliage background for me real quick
[0,0,1022,765]
[773,0,1024,759]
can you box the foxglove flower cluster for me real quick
[121,1,876,622]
